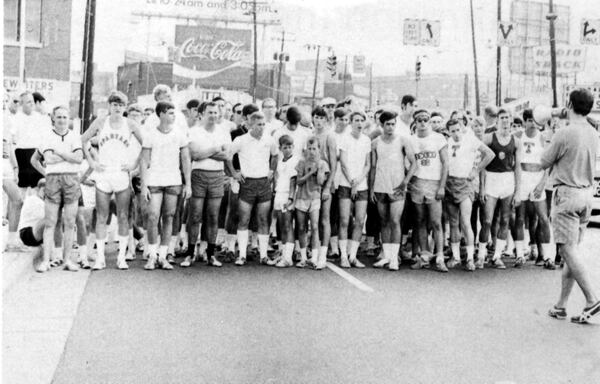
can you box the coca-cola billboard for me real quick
[173,25,252,90]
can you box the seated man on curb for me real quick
[17,179,46,270]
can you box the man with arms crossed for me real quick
[545,89,600,324]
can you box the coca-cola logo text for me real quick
[179,38,248,62]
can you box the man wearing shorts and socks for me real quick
[82,91,143,270]
[544,89,600,324]
[329,107,350,259]
[182,102,230,267]
[337,112,371,268]
[514,108,555,269]
[370,111,417,270]
[445,119,494,271]
[140,101,191,270]
[230,111,278,265]
[408,109,449,272]
[30,106,84,272]
[479,109,523,269]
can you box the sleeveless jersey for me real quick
[520,131,544,165]
[486,133,515,173]
[97,117,132,171]
[373,135,405,194]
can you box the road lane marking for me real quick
[326,262,375,292]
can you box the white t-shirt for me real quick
[272,125,312,158]
[189,123,232,171]
[13,112,52,149]
[412,132,448,181]
[397,118,412,138]
[448,134,483,178]
[143,109,188,136]
[265,118,284,137]
[231,133,278,178]
[38,128,83,174]
[339,132,371,190]
[18,194,45,231]
[275,154,299,194]
[143,126,189,186]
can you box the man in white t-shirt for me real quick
[262,98,283,136]
[408,109,449,272]
[272,106,312,158]
[230,111,278,265]
[445,119,494,271]
[337,111,371,268]
[182,102,232,268]
[140,101,191,270]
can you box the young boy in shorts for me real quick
[295,137,330,269]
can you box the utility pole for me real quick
[79,0,96,133]
[311,45,321,109]
[18,0,27,83]
[276,31,285,105]
[415,56,421,99]
[470,0,481,114]
[252,0,258,102]
[547,0,558,107]
[368,63,373,109]
[496,0,502,106]
[342,55,348,99]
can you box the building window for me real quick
[3,0,43,43]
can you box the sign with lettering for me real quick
[353,55,366,74]
[403,19,440,46]
[532,45,586,75]
[497,21,518,46]
[580,19,600,45]
[3,77,71,107]
[137,0,279,18]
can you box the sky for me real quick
[79,0,600,83]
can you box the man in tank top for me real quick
[81,91,144,270]
[479,108,523,269]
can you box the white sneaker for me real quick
[373,258,390,268]
[117,257,129,270]
[350,258,365,268]
[125,252,136,261]
[158,258,174,270]
[144,257,157,270]
[180,255,195,268]
[340,257,350,269]
[207,256,222,267]
[234,256,246,266]
[92,256,106,270]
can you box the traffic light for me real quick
[326,55,337,77]
[415,60,421,81]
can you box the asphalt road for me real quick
[51,230,600,384]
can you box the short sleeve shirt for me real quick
[38,128,83,174]
[412,132,448,181]
[295,158,330,200]
[448,134,483,178]
[13,112,52,149]
[231,133,278,178]
[275,154,300,194]
[339,133,371,190]
[143,126,189,186]
[189,124,232,171]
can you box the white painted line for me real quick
[326,262,375,292]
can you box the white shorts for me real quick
[519,171,545,202]
[95,171,130,194]
[80,184,96,207]
[485,171,515,200]
[273,191,289,211]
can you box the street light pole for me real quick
[252,0,258,102]
[311,45,321,109]
[470,0,481,114]
[496,0,502,106]
[275,30,285,106]
[18,0,27,83]
[547,0,558,107]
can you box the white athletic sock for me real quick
[118,235,128,260]
[330,236,339,254]
[78,245,88,262]
[87,233,96,252]
[168,235,177,255]
[478,242,487,261]
[227,234,237,252]
[258,234,269,260]
[147,243,158,260]
[311,248,319,264]
[506,234,514,253]
[524,231,530,247]
[390,244,400,260]
[96,238,106,261]
[494,239,506,260]
[339,240,348,260]
[319,246,328,263]
[348,240,359,260]
[381,244,391,261]
[53,246,63,260]
[128,228,135,247]
[299,248,307,262]
[541,243,555,262]
[515,240,524,259]
[237,230,248,259]
[466,245,475,262]
[284,242,295,263]
[251,232,259,249]
[158,245,168,261]
[451,242,461,261]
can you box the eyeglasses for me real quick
[12,100,19,104]
[235,110,243,115]
[416,117,430,123]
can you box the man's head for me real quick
[312,106,328,130]
[413,109,431,136]
[350,111,366,134]
[152,84,172,102]
[32,92,46,114]
[321,97,336,119]
[447,119,462,142]
[286,106,302,126]
[278,104,290,124]
[143,107,154,122]
[497,108,511,132]
[242,103,260,121]
[334,107,350,130]
[232,103,244,125]
[511,117,523,135]
[305,136,321,161]
[155,101,175,124]
[127,104,144,124]
[522,108,535,129]
[430,112,444,134]
[379,111,397,136]
[472,116,485,137]
[484,105,498,124]
[278,134,294,158]
[107,91,128,116]
[248,111,266,137]
[51,106,70,130]
[568,88,595,117]
[401,95,417,116]
[261,98,277,120]
[186,99,201,121]
[203,101,219,125]
[212,96,227,121]
[20,92,35,115]
[6,91,19,114]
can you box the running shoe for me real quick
[570,301,600,324]
[350,258,365,268]
[491,258,506,269]
[64,261,80,272]
[207,256,222,267]
[446,258,460,269]
[435,259,448,273]
[180,255,195,268]
[234,256,246,266]
[410,256,429,270]
[144,258,157,270]
[514,256,526,268]
[465,260,476,272]
[117,258,129,270]
[36,261,50,273]
[543,260,556,270]
[373,258,390,268]
[275,258,293,268]
[158,258,173,270]
[339,257,350,269]
[535,254,545,266]
[548,306,567,320]
[166,253,176,264]
[296,259,307,268]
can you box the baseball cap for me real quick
[321,97,336,107]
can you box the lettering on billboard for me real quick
[142,0,278,16]
[532,45,586,75]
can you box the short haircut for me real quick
[52,105,69,115]
[287,106,302,125]
[412,109,430,119]
[278,134,293,146]
[242,103,260,118]
[232,102,243,112]
[484,105,498,117]
[152,84,171,101]
[203,101,218,113]
[155,101,175,116]
[32,92,45,103]
[375,109,384,116]
[522,108,534,121]
[312,106,327,118]
[446,118,461,130]
[473,116,486,127]
[144,107,154,113]
[186,99,201,110]
[19,91,33,99]
[248,111,265,123]
[569,88,595,116]
[431,111,443,119]
[306,136,321,148]
[198,101,209,114]
[497,108,509,116]
[262,98,276,107]
[350,111,365,121]
[334,107,349,119]
[127,103,143,114]
[107,91,128,105]
[512,117,523,126]
[212,96,225,103]
[401,95,416,106]
[379,110,397,125]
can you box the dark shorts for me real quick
[15,148,43,188]
[375,191,405,204]
[192,169,225,199]
[132,176,142,195]
[19,227,42,247]
[445,176,474,204]
[45,173,81,205]
[337,186,368,201]
[148,185,182,196]
[239,177,272,205]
